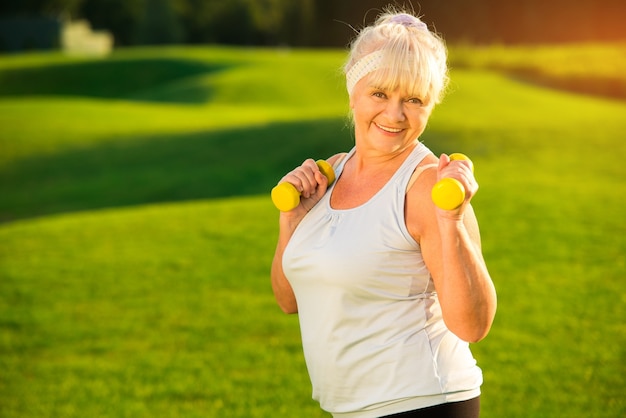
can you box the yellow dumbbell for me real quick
[271,160,336,212]
[431,153,474,210]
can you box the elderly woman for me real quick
[271,6,497,418]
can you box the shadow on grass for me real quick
[505,69,626,101]
[0,57,230,104]
[0,119,364,222]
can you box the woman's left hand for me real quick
[436,153,479,218]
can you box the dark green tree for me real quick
[135,0,183,44]
[244,0,315,45]
[77,0,143,46]
[178,0,255,45]
[0,0,83,17]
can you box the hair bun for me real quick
[388,13,427,30]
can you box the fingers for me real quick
[437,153,450,172]
[438,154,478,202]
[280,159,328,200]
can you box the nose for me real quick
[384,100,406,122]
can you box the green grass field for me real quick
[1,44,625,417]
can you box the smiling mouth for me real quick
[375,123,403,133]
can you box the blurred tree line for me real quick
[1,0,624,47]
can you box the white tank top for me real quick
[282,142,482,418]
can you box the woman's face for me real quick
[350,73,433,155]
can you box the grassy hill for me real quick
[1,44,625,417]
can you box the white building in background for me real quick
[61,20,113,56]
[0,17,113,56]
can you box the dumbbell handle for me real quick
[271,160,336,212]
[431,153,474,210]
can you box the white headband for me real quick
[346,50,385,95]
[345,15,430,95]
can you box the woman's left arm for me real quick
[407,157,497,343]
[430,207,497,342]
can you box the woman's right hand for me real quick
[277,158,331,217]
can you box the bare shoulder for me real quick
[406,164,483,248]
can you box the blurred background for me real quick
[1,1,625,418]
[1,0,625,53]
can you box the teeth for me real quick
[376,123,402,133]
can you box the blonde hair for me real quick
[344,7,449,105]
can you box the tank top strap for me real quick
[406,163,438,192]
[333,147,355,178]
[395,142,434,192]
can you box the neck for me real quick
[350,140,419,174]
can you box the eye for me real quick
[407,97,423,105]
[372,91,387,99]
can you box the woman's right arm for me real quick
[271,215,301,314]
[270,154,345,314]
